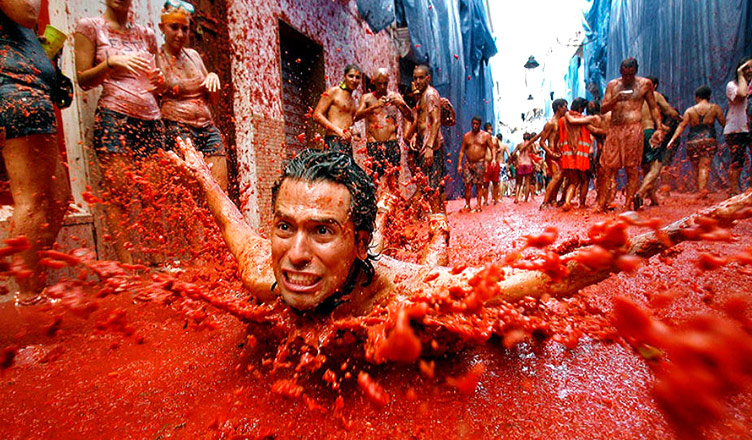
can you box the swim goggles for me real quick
[164,0,195,14]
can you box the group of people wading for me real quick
[2,0,752,315]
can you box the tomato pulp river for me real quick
[2,191,752,439]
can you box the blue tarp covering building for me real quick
[579,0,752,189]
[357,0,497,198]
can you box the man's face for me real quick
[343,69,361,92]
[271,179,367,310]
[161,21,190,52]
[620,66,637,86]
[471,120,481,132]
[412,69,429,93]
[485,125,493,135]
[557,102,568,116]
[372,75,388,95]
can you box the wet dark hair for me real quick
[587,100,601,115]
[646,76,659,89]
[483,122,493,130]
[552,98,568,112]
[523,132,536,141]
[272,149,377,284]
[620,57,638,71]
[344,64,362,76]
[472,116,482,123]
[414,64,432,77]
[734,56,751,83]
[571,97,588,113]
[495,133,502,140]
[695,85,712,100]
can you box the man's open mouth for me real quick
[283,271,322,290]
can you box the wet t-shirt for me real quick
[75,17,160,120]
[724,81,749,135]
[157,47,213,127]
[0,10,55,94]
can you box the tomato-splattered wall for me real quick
[226,0,398,230]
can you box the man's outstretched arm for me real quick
[169,138,275,300]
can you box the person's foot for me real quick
[561,202,572,212]
[473,207,482,213]
[633,194,643,210]
[461,205,471,212]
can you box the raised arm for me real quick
[169,138,275,300]
[564,112,596,125]
[354,93,376,122]
[666,109,691,148]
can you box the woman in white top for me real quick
[724,57,752,196]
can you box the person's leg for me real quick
[97,153,136,264]
[562,169,578,210]
[2,133,71,299]
[598,166,615,211]
[728,135,747,196]
[542,165,563,207]
[697,156,712,194]
[578,170,589,207]
[463,182,472,210]
[625,166,639,210]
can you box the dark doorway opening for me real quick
[278,20,325,155]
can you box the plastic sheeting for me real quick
[582,0,609,101]
[594,0,752,190]
[355,0,395,33]
[356,0,497,197]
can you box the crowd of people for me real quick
[2,0,752,309]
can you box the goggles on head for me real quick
[163,0,195,15]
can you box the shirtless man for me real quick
[512,132,541,203]
[168,137,752,324]
[482,123,507,205]
[404,65,446,214]
[313,64,361,156]
[599,58,663,211]
[538,99,568,209]
[457,117,494,212]
[634,76,680,208]
[354,68,412,194]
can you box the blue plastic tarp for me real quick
[606,0,752,189]
[356,0,498,197]
[355,0,395,33]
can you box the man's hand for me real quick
[339,127,353,142]
[649,130,664,149]
[167,137,213,181]
[457,164,462,175]
[423,148,434,168]
[201,72,221,93]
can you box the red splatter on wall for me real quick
[226,0,398,230]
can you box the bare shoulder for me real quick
[606,78,621,90]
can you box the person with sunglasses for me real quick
[156,1,228,191]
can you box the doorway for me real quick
[278,20,325,155]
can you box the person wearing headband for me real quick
[156,1,228,192]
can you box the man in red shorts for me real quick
[482,123,507,205]
[599,58,663,211]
